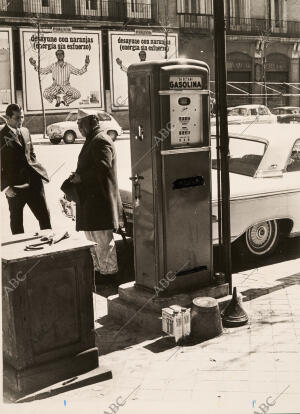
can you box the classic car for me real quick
[211,104,277,126]
[277,113,300,124]
[120,124,300,258]
[47,110,123,144]
[272,106,300,121]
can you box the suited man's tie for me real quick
[17,129,25,149]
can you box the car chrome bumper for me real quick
[48,132,63,139]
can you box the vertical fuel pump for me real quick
[128,59,212,295]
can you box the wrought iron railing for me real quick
[227,17,300,37]
[0,0,154,21]
[178,14,300,37]
[178,13,213,32]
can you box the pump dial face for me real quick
[170,94,203,147]
[178,97,191,106]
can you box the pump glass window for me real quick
[170,94,204,147]
[211,137,266,177]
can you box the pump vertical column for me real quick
[108,59,230,333]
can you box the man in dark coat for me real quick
[0,104,51,234]
[70,109,123,280]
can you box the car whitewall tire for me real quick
[63,131,76,144]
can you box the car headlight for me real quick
[48,125,62,134]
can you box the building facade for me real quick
[1,0,300,132]
[173,0,300,107]
[0,0,162,131]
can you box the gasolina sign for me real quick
[169,76,203,90]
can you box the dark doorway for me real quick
[108,0,124,19]
[227,71,252,107]
[61,0,76,16]
[7,0,23,13]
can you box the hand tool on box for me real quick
[24,231,70,251]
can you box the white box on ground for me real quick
[162,305,191,342]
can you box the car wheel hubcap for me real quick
[250,224,269,246]
[65,133,74,143]
[246,220,278,255]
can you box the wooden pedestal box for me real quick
[2,233,99,396]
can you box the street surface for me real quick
[1,133,300,273]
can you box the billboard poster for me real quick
[0,28,14,113]
[109,31,178,110]
[20,29,104,113]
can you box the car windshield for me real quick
[66,113,77,122]
[258,107,268,115]
[211,136,267,177]
[228,107,248,116]
[98,112,111,121]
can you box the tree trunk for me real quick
[37,20,47,139]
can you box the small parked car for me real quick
[211,104,277,125]
[119,124,300,258]
[272,106,300,121]
[277,113,300,124]
[274,107,300,124]
[47,110,123,144]
[227,104,277,124]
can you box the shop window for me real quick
[234,0,240,18]
[131,0,137,12]
[274,0,280,27]
[226,0,230,18]
[86,0,97,10]
[177,0,213,15]
[267,0,271,22]
[286,140,300,172]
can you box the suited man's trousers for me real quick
[6,178,51,235]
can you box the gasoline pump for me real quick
[128,59,213,295]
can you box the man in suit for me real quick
[69,109,123,283]
[0,104,52,234]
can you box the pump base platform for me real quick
[108,282,236,334]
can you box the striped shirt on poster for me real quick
[38,62,88,86]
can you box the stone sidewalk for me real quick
[5,258,300,414]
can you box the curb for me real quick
[32,139,85,145]
[32,133,130,145]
